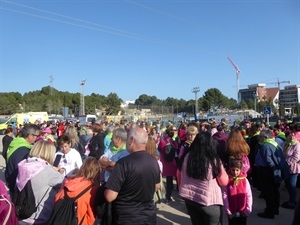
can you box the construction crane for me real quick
[266,78,290,90]
[227,57,240,102]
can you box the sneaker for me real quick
[257,212,274,219]
[281,202,295,209]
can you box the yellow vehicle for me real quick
[102,115,124,123]
[0,112,49,134]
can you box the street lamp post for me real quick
[80,80,86,115]
[253,92,257,115]
[274,99,279,116]
[192,87,200,120]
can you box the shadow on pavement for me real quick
[156,190,192,225]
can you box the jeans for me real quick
[287,174,299,205]
[184,199,223,225]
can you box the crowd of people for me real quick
[0,117,299,225]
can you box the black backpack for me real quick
[48,184,93,225]
[164,140,176,162]
[94,184,112,225]
[12,180,38,220]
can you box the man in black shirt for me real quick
[104,127,160,225]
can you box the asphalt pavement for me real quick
[0,135,296,225]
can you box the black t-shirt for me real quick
[105,151,160,225]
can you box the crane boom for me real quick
[227,57,240,73]
[227,57,241,103]
[277,79,290,87]
[266,79,290,89]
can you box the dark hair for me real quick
[294,123,300,132]
[216,125,224,132]
[273,124,281,130]
[166,127,175,138]
[248,123,260,137]
[285,130,292,137]
[228,156,243,169]
[5,127,13,134]
[57,135,71,146]
[186,132,221,180]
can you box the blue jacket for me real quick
[255,140,289,182]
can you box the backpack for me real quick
[48,184,93,225]
[12,180,38,220]
[177,141,191,171]
[94,184,112,225]
[164,140,176,162]
[0,194,18,225]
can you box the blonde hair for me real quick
[29,140,56,165]
[72,157,101,183]
[64,126,80,147]
[146,136,157,159]
[187,125,198,135]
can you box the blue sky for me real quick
[0,0,299,102]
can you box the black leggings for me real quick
[165,176,174,200]
[184,199,223,225]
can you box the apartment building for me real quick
[239,83,279,105]
[279,85,300,114]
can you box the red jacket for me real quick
[55,177,98,225]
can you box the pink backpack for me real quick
[242,155,251,176]
[0,181,18,225]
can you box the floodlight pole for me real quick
[192,87,200,120]
[80,80,86,115]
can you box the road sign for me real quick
[263,106,271,115]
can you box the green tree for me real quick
[246,99,254,110]
[105,93,122,115]
[228,98,238,110]
[0,93,20,114]
[294,103,300,116]
[240,100,248,110]
[201,88,226,112]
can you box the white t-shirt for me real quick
[56,148,83,176]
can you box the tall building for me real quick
[279,85,300,114]
[239,83,279,106]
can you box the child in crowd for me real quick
[52,157,101,225]
[222,157,253,225]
